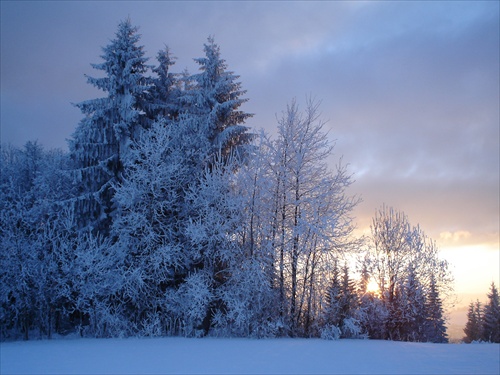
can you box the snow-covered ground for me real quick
[1,337,499,374]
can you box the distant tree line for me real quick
[1,19,451,342]
[463,282,500,343]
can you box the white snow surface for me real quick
[1,337,499,374]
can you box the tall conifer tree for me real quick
[149,46,181,121]
[482,282,500,342]
[324,260,342,328]
[183,37,254,161]
[463,300,483,343]
[69,19,151,233]
[424,273,448,343]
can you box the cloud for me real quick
[350,170,499,244]
[440,231,472,243]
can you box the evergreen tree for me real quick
[463,300,483,343]
[383,265,429,342]
[424,273,448,343]
[321,260,342,339]
[69,19,151,233]
[323,262,362,338]
[400,265,427,342]
[338,264,362,338]
[149,46,182,121]
[166,37,255,335]
[358,260,371,296]
[324,260,342,328]
[183,36,254,161]
[482,282,500,342]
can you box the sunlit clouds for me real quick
[440,231,472,243]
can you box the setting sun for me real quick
[366,279,380,294]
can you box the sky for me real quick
[1,1,499,303]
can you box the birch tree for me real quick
[268,98,359,336]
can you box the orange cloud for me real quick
[439,231,472,242]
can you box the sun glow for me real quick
[366,279,380,294]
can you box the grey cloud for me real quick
[238,1,499,244]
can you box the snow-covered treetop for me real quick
[89,19,150,93]
[76,18,151,120]
[184,37,254,157]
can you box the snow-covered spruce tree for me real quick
[322,260,344,339]
[149,46,182,121]
[323,259,342,332]
[182,36,254,161]
[338,264,362,338]
[69,19,152,234]
[393,265,427,342]
[424,273,448,343]
[267,98,359,336]
[169,39,255,336]
[482,282,500,342]
[322,262,362,339]
[463,300,483,343]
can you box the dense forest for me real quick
[1,19,455,342]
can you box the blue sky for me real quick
[1,1,498,296]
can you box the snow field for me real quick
[1,337,499,374]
